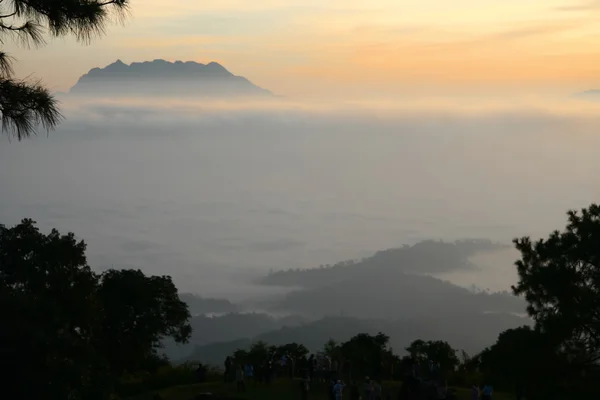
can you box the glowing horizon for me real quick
[6,0,600,97]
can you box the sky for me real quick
[6,0,600,97]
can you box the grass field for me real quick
[129,380,514,400]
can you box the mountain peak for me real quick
[206,61,224,68]
[69,59,272,98]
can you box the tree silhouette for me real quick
[479,326,565,399]
[0,218,104,399]
[323,338,341,361]
[340,332,391,380]
[0,219,191,399]
[512,204,600,370]
[96,269,191,376]
[0,0,129,140]
[405,339,460,373]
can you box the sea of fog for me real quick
[1,98,598,300]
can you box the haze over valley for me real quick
[4,2,600,398]
[2,58,599,365]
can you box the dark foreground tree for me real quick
[479,326,566,398]
[512,204,600,397]
[0,0,129,140]
[96,269,192,376]
[0,219,191,400]
[513,204,600,367]
[405,339,460,374]
[340,332,392,380]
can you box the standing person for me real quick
[364,377,373,400]
[373,380,382,400]
[481,384,493,400]
[266,359,274,385]
[224,356,232,383]
[329,379,337,400]
[195,363,206,383]
[281,353,288,374]
[436,380,447,400]
[236,365,245,393]
[334,380,346,400]
[244,362,254,384]
[471,385,480,400]
[301,371,311,400]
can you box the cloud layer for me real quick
[1,96,599,297]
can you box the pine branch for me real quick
[0,0,130,139]
[0,51,14,76]
[12,0,130,43]
[0,19,44,46]
[0,77,62,140]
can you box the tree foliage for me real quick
[323,338,341,360]
[0,219,191,400]
[512,204,600,368]
[0,0,129,140]
[276,342,310,360]
[405,339,460,373]
[340,332,393,379]
[96,269,192,376]
[479,326,565,394]
[232,341,309,366]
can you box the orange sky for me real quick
[6,0,600,97]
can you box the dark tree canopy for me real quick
[340,332,393,379]
[405,339,460,373]
[512,204,600,368]
[97,269,192,376]
[479,326,565,390]
[0,0,129,140]
[0,219,191,399]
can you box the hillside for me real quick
[178,294,239,315]
[69,59,272,97]
[164,239,525,363]
[259,239,507,288]
[182,312,530,365]
[253,240,522,319]
[265,272,524,319]
[161,312,308,361]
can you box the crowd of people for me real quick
[216,354,493,400]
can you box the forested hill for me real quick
[183,312,530,365]
[259,239,507,287]
[178,294,239,315]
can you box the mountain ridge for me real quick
[178,313,530,365]
[69,59,272,97]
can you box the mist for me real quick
[1,96,599,300]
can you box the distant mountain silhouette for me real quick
[180,313,531,365]
[252,239,524,320]
[178,294,239,315]
[258,239,507,288]
[69,59,272,97]
[161,312,308,361]
[263,272,524,320]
